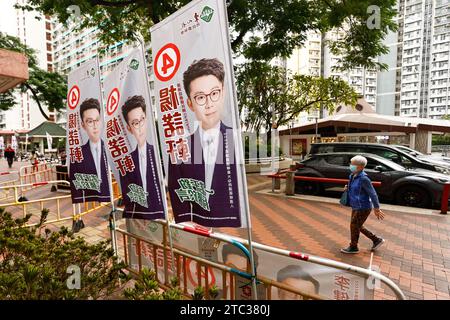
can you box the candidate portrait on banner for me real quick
[117,95,165,219]
[167,58,241,227]
[69,98,110,202]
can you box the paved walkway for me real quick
[218,174,450,300]
[2,159,450,300]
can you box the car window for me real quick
[334,145,366,153]
[325,155,347,166]
[316,145,334,153]
[365,158,390,171]
[369,148,402,164]
[400,155,413,166]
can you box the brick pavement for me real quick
[217,174,450,300]
[2,159,450,300]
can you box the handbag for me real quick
[340,190,350,206]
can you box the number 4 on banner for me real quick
[162,53,174,75]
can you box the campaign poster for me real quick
[66,59,111,203]
[151,0,248,228]
[103,47,165,220]
[126,219,374,300]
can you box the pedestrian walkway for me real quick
[217,174,450,300]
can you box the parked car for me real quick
[308,143,450,175]
[295,152,450,208]
[392,145,450,165]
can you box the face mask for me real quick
[349,165,358,173]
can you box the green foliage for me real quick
[432,135,450,146]
[0,32,67,114]
[237,61,358,134]
[0,207,127,300]
[123,268,183,300]
[208,285,219,300]
[192,286,205,300]
[17,0,397,70]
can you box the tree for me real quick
[0,32,67,118]
[236,61,358,135]
[17,0,397,70]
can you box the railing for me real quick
[116,227,326,300]
[0,179,121,228]
[19,162,55,187]
[113,213,405,300]
[0,180,75,227]
[269,172,450,215]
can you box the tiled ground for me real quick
[218,174,450,300]
[2,160,450,300]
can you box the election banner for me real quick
[11,136,17,152]
[126,219,374,300]
[151,0,248,228]
[45,132,53,151]
[102,47,165,220]
[66,58,111,204]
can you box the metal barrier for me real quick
[0,180,75,227]
[113,214,405,300]
[0,179,121,228]
[270,172,450,215]
[19,163,55,188]
[116,226,325,300]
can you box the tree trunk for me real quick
[24,83,50,121]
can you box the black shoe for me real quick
[372,238,385,251]
[340,246,359,254]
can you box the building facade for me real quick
[398,0,449,119]
[0,0,52,130]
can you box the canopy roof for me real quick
[26,121,65,138]
[280,98,450,136]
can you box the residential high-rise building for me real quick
[398,0,450,119]
[322,29,378,112]
[0,0,53,130]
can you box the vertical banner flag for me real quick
[151,0,247,228]
[103,47,165,220]
[66,59,111,203]
[11,136,17,151]
[0,136,4,150]
[45,132,53,150]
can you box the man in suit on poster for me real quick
[120,95,164,220]
[168,58,241,227]
[70,98,110,202]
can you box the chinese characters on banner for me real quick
[66,59,111,203]
[126,219,373,300]
[151,0,247,228]
[102,48,165,220]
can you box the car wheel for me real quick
[395,185,430,208]
[295,181,321,195]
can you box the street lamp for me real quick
[309,109,319,143]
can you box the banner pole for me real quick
[138,38,177,274]
[95,55,119,256]
[221,0,258,299]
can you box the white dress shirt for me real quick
[89,140,102,182]
[138,144,147,193]
[199,123,220,192]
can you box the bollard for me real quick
[285,171,295,196]
[441,184,450,215]
[273,176,281,191]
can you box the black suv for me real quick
[295,152,450,208]
[309,143,450,175]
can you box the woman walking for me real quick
[341,155,386,254]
